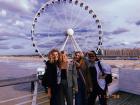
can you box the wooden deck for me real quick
[37,91,140,105]
[107,91,140,105]
[0,84,140,105]
[0,69,140,105]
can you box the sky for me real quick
[0,0,140,55]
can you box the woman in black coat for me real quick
[43,49,61,105]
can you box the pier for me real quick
[0,67,140,105]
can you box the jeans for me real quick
[75,77,87,105]
[87,85,107,105]
[59,79,73,105]
[50,85,61,105]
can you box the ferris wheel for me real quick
[31,0,103,62]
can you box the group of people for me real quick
[42,49,112,105]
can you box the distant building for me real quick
[103,48,140,57]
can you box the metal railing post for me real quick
[32,81,38,105]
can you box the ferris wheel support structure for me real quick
[60,28,82,52]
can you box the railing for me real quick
[0,74,37,87]
[0,74,49,105]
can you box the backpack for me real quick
[98,61,112,85]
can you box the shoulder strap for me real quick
[98,61,105,75]
[78,70,86,85]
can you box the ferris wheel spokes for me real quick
[69,1,75,28]
[31,0,103,61]
[70,5,83,29]
[51,3,66,30]
[62,1,69,28]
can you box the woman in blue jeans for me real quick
[75,70,86,105]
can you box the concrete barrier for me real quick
[119,68,140,95]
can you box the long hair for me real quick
[59,51,68,62]
[59,51,68,69]
[47,51,54,63]
[48,49,60,63]
[74,51,87,70]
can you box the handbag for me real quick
[98,61,112,84]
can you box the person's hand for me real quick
[73,87,78,93]
[89,88,93,92]
[38,80,42,84]
[73,61,80,68]
[99,73,106,79]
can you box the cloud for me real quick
[13,20,25,27]
[0,0,38,14]
[38,44,51,48]
[112,28,129,35]
[0,45,9,49]
[120,42,130,45]
[136,21,140,25]
[0,0,140,55]
[134,41,140,44]
[75,28,95,33]
[0,37,9,41]
[103,31,111,35]
[0,9,7,17]
[12,45,24,49]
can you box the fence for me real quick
[0,74,48,105]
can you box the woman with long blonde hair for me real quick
[44,49,61,105]
[59,51,78,105]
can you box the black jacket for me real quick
[43,61,58,88]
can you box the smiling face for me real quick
[52,51,59,61]
[60,51,68,62]
[74,52,81,61]
[88,52,97,62]
[49,49,59,62]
